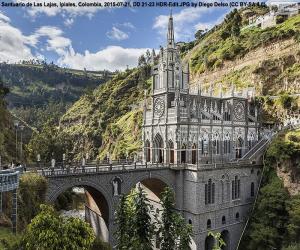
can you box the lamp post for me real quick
[14,120,19,163]
[19,125,24,163]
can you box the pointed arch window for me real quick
[168,140,174,164]
[207,219,211,229]
[145,140,150,162]
[181,144,186,163]
[224,139,231,154]
[192,143,197,164]
[205,179,215,205]
[232,176,240,200]
[201,137,209,156]
[222,216,226,225]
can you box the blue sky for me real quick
[0,0,297,70]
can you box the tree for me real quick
[207,231,225,250]
[115,195,133,249]
[195,29,206,40]
[115,187,154,250]
[158,187,192,250]
[138,55,147,67]
[132,185,154,250]
[145,50,151,64]
[21,204,95,250]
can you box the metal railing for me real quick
[0,167,22,192]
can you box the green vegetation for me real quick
[55,189,85,211]
[207,231,226,250]
[0,62,113,157]
[0,227,21,250]
[240,129,300,249]
[0,62,111,108]
[28,65,151,161]
[189,11,300,75]
[0,79,15,163]
[21,204,95,250]
[18,173,48,230]
[115,186,192,250]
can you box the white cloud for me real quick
[14,0,123,20]
[59,46,150,71]
[64,18,74,27]
[153,8,215,41]
[194,22,214,32]
[120,22,135,29]
[106,27,129,41]
[0,12,147,71]
[27,26,71,55]
[0,11,34,62]
[194,14,226,33]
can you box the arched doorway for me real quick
[235,137,243,159]
[153,134,164,163]
[53,185,110,243]
[192,143,197,164]
[168,140,174,164]
[181,144,187,163]
[205,234,215,250]
[221,230,230,250]
[145,140,150,162]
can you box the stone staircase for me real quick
[239,137,271,162]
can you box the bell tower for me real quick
[152,13,189,94]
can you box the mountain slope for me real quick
[182,12,300,122]
[0,81,15,162]
[26,66,151,161]
[239,128,300,250]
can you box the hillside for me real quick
[0,81,15,162]
[239,128,300,250]
[27,66,151,161]
[0,63,113,130]
[183,11,300,122]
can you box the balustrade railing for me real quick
[36,159,260,177]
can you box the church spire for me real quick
[167,11,175,48]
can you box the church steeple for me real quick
[167,11,175,48]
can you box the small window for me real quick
[188,219,192,225]
[251,168,254,174]
[207,219,211,229]
[235,212,240,221]
[222,216,226,225]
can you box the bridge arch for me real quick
[125,172,175,199]
[47,180,112,242]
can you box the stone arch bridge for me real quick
[39,159,263,250]
[42,163,182,245]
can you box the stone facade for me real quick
[143,14,260,166]
[142,14,263,250]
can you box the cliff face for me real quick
[56,66,151,160]
[239,128,300,250]
[182,13,300,123]
[184,14,300,95]
[0,82,15,162]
